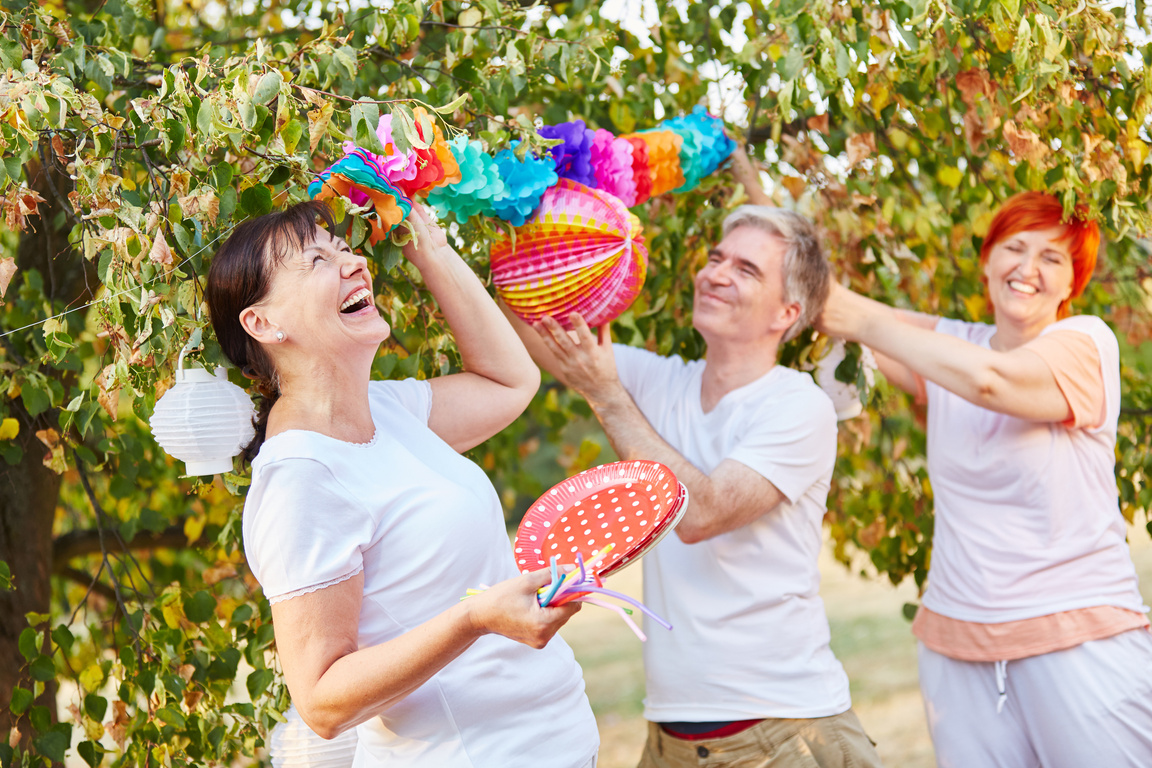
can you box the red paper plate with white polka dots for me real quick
[514,460,688,577]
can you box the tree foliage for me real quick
[0,0,1148,765]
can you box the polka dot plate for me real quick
[514,460,688,578]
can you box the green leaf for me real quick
[253,70,283,104]
[18,628,39,662]
[78,740,106,768]
[214,163,234,191]
[240,185,273,218]
[432,93,469,114]
[84,693,108,722]
[21,385,50,418]
[281,119,304,155]
[197,99,215,137]
[32,726,70,764]
[184,590,217,623]
[902,602,919,621]
[9,687,32,716]
[265,166,292,186]
[246,667,274,700]
[29,654,56,682]
[51,624,74,654]
[156,706,186,728]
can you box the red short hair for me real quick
[979,191,1101,319]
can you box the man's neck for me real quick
[699,338,780,413]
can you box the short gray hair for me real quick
[721,205,830,342]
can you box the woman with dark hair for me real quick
[205,202,599,767]
[818,191,1152,766]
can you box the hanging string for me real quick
[0,225,235,341]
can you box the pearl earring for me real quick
[276,331,285,342]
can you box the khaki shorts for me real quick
[637,709,882,768]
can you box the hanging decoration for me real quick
[309,105,735,228]
[149,357,256,476]
[490,178,648,329]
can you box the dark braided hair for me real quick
[205,201,336,461]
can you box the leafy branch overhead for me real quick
[0,1,1150,767]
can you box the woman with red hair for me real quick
[819,191,1152,766]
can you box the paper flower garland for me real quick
[624,136,653,206]
[590,129,637,207]
[539,119,598,188]
[491,178,647,329]
[487,146,560,227]
[306,149,412,244]
[425,136,507,218]
[626,130,685,197]
[309,106,735,233]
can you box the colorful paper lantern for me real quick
[149,364,255,476]
[490,179,648,329]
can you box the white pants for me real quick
[918,629,1152,768]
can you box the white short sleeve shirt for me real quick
[922,317,1148,623]
[243,379,599,768]
[613,345,852,721]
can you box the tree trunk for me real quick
[0,155,91,735]
[0,421,62,735]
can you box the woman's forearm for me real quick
[414,246,538,392]
[297,600,480,738]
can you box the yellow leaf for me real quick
[937,165,963,188]
[867,82,891,113]
[0,418,17,440]
[78,663,104,692]
[962,293,987,320]
[307,102,335,154]
[183,515,206,545]
[162,603,183,630]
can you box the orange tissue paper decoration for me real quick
[624,130,684,197]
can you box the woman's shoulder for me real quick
[1043,314,1117,348]
[368,377,433,424]
[936,316,995,344]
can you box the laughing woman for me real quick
[205,201,599,767]
[818,191,1152,767]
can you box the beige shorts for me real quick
[637,709,882,768]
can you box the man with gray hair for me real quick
[504,162,882,766]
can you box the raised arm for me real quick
[272,567,575,739]
[524,313,789,543]
[817,282,1070,421]
[402,206,540,452]
[727,144,774,207]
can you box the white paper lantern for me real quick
[814,340,876,421]
[150,365,256,476]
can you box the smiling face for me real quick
[692,225,800,346]
[982,225,1074,330]
[243,225,390,363]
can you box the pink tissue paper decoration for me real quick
[590,129,637,207]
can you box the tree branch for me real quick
[53,522,201,564]
[56,565,121,604]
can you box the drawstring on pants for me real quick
[995,659,1009,714]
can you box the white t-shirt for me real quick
[613,345,852,721]
[244,379,599,768]
[922,316,1148,622]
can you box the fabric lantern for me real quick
[813,340,877,421]
[150,364,256,476]
[490,178,648,329]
